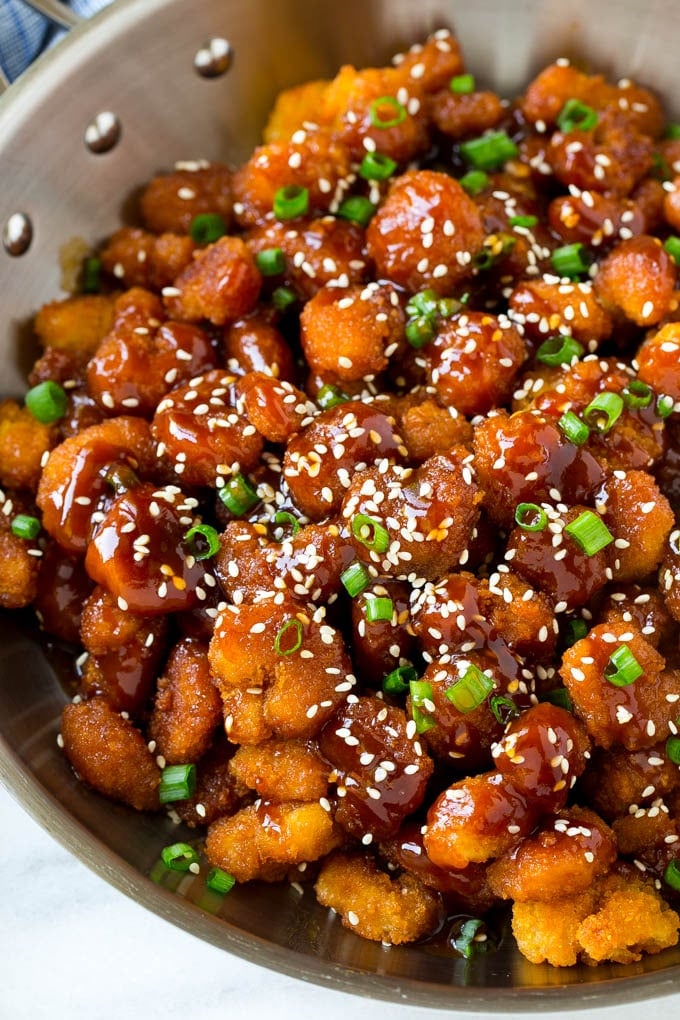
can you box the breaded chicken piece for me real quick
[228,739,330,802]
[315,851,442,944]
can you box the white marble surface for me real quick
[0,782,677,1020]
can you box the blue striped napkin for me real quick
[0,0,112,83]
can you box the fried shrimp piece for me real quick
[228,739,330,802]
[513,871,679,967]
[315,851,442,944]
[205,800,342,882]
[148,638,222,764]
[487,807,617,902]
[60,698,160,811]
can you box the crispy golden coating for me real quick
[139,164,233,235]
[487,807,617,902]
[228,739,330,802]
[595,236,676,326]
[148,638,222,764]
[174,739,248,827]
[509,279,613,347]
[612,803,677,857]
[315,851,442,944]
[34,294,116,356]
[601,471,674,582]
[205,800,342,882]
[0,400,55,491]
[514,871,679,966]
[0,502,40,609]
[263,80,330,142]
[61,698,160,811]
[100,228,196,289]
[398,399,473,462]
[428,88,503,139]
[300,283,404,382]
[579,744,680,820]
[636,321,680,402]
[163,236,261,325]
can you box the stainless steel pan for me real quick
[2,0,680,1009]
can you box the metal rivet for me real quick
[3,212,33,256]
[194,38,233,78]
[84,111,121,154]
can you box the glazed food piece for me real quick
[8,26,680,969]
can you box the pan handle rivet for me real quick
[84,111,122,154]
[194,38,233,78]
[2,212,33,256]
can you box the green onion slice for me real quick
[255,247,286,276]
[509,214,538,228]
[551,242,591,278]
[564,510,613,556]
[451,918,489,958]
[351,513,390,553]
[489,694,520,726]
[409,678,436,733]
[272,286,297,312]
[536,334,584,366]
[25,380,67,424]
[10,514,41,540]
[358,151,398,181]
[406,315,436,349]
[317,383,348,409]
[82,256,102,294]
[657,393,675,418]
[663,859,680,892]
[273,510,300,539]
[364,596,394,623]
[383,664,418,695]
[664,124,680,140]
[540,686,574,711]
[556,98,599,133]
[564,618,588,647]
[604,643,643,686]
[189,213,227,244]
[459,169,489,196]
[583,392,624,433]
[663,236,680,265]
[336,196,376,227]
[341,561,372,597]
[161,842,200,872]
[406,288,440,319]
[369,96,407,129]
[514,503,548,532]
[450,73,475,94]
[273,184,309,220]
[622,379,653,409]
[665,735,680,765]
[218,473,259,517]
[445,663,495,713]
[274,618,303,656]
[184,523,220,560]
[558,410,590,446]
[460,130,519,171]
[159,764,197,804]
[206,867,236,895]
[105,463,139,494]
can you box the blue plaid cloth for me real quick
[0,0,112,82]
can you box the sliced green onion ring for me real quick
[184,523,220,560]
[583,392,624,433]
[459,170,489,196]
[274,618,304,656]
[161,842,200,872]
[25,380,67,424]
[358,152,398,181]
[451,918,489,959]
[272,286,297,312]
[406,315,436,349]
[564,618,588,648]
[341,561,372,597]
[189,213,227,244]
[509,214,538,229]
[665,734,680,765]
[622,379,653,409]
[657,393,675,418]
[336,196,376,227]
[159,764,197,804]
[604,643,644,686]
[489,694,520,726]
[663,858,680,892]
[406,288,440,319]
[218,473,259,517]
[551,242,591,278]
[663,236,680,265]
[364,596,394,623]
[540,687,574,711]
[536,334,584,366]
[255,247,286,275]
[450,73,475,94]
[445,663,495,713]
[82,256,102,294]
[273,184,309,220]
[514,503,548,532]
[383,665,418,695]
[11,514,41,540]
[564,510,614,556]
[351,513,390,553]
[409,678,436,733]
[459,130,519,171]
[369,96,407,129]
[206,867,236,894]
[556,98,599,133]
[273,510,300,539]
[317,383,349,409]
[558,410,590,446]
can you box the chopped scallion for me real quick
[161,842,200,872]
[159,764,197,804]
[663,236,680,265]
[451,918,489,958]
[274,618,303,656]
[514,503,548,532]
[255,247,286,275]
[536,334,584,366]
[450,73,475,94]
[583,392,624,433]
[445,663,494,713]
[657,393,675,418]
[183,523,220,560]
[509,214,538,229]
[663,858,680,892]
[336,195,376,227]
[364,596,393,623]
[558,410,590,446]
[10,514,41,540]
[409,678,436,733]
[489,694,520,726]
[564,618,588,647]
[622,379,653,409]
[82,256,102,293]
[556,98,598,133]
[272,286,297,312]
[358,152,397,181]
[405,315,436,348]
[206,867,236,894]
[25,380,67,424]
[564,510,613,556]
[317,383,348,409]
[540,687,573,711]
[369,96,407,129]
[665,734,680,765]
[218,473,259,517]
[459,169,489,196]
[273,510,300,539]
[341,561,372,597]
[189,213,227,244]
[460,130,519,171]
[551,242,591,278]
[273,184,309,220]
[351,513,390,553]
[383,665,418,695]
[604,644,643,686]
